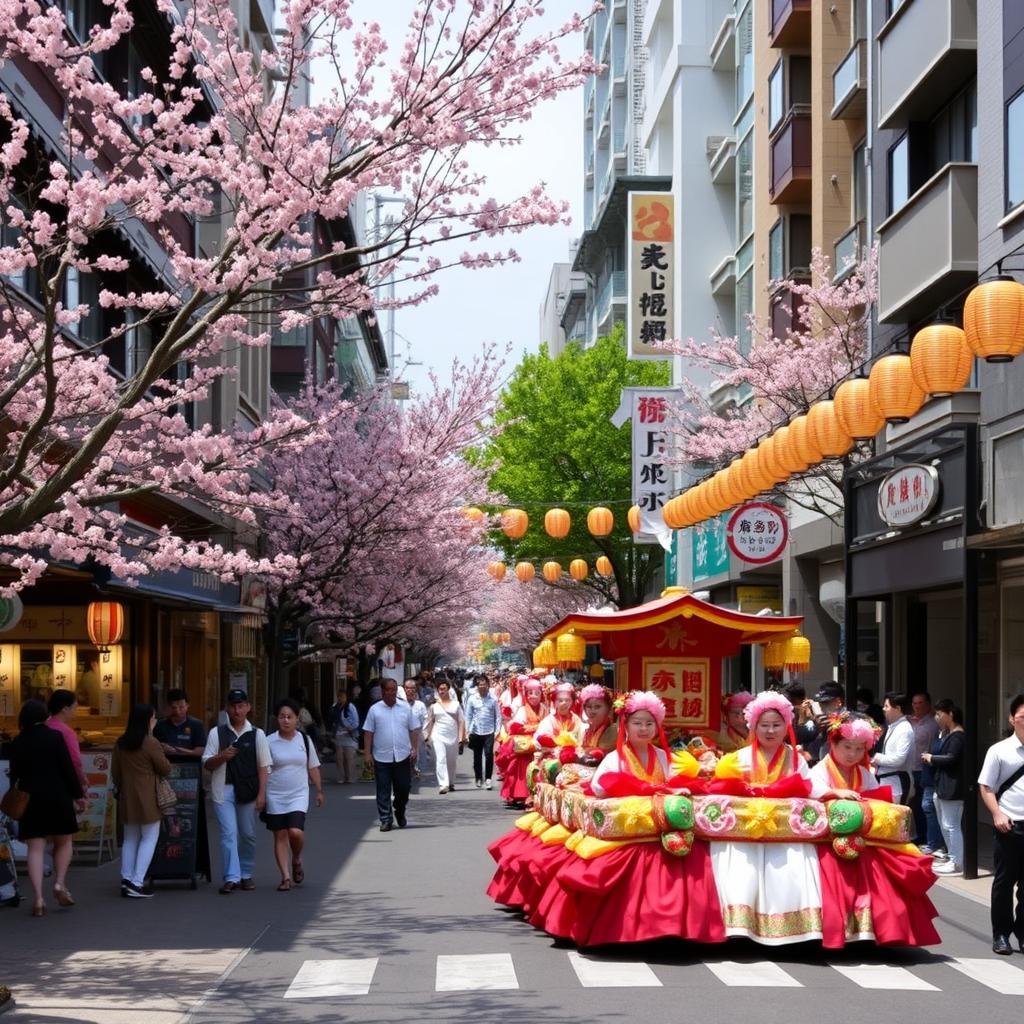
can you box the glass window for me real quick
[768,220,784,282]
[853,0,867,40]
[737,131,753,242]
[888,135,909,214]
[125,310,152,379]
[853,142,867,223]
[1009,89,1024,211]
[768,61,784,133]
[929,80,977,169]
[789,56,812,107]
[735,2,753,111]
[736,268,753,356]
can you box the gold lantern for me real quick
[514,561,535,582]
[763,639,787,670]
[556,632,586,666]
[627,504,641,533]
[773,425,809,475]
[544,508,571,539]
[910,323,973,395]
[587,506,614,537]
[595,555,613,576]
[501,508,529,539]
[462,506,484,523]
[86,601,125,649]
[963,277,1024,363]
[542,560,562,583]
[502,632,511,645]
[569,559,588,581]
[589,662,606,679]
[486,561,506,581]
[533,639,557,669]
[789,414,823,467]
[784,632,812,672]
[479,632,488,643]
[806,401,853,458]
[869,354,925,424]
[491,632,503,644]
[834,378,884,439]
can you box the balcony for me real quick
[613,127,627,156]
[770,0,811,49]
[597,96,611,147]
[596,270,626,323]
[833,221,866,282]
[832,39,867,120]
[877,162,977,324]
[710,254,737,297]
[770,275,810,339]
[613,49,626,80]
[567,318,587,344]
[612,0,626,24]
[584,75,594,122]
[769,106,812,204]
[710,15,735,72]
[709,136,736,186]
[585,152,594,185]
[877,0,977,129]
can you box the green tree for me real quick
[479,328,670,609]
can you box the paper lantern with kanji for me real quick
[807,401,853,458]
[587,507,614,537]
[486,561,506,581]
[569,559,588,581]
[627,505,641,533]
[784,632,812,672]
[87,601,125,649]
[544,508,571,539]
[501,508,528,539]
[869,354,925,424]
[542,561,562,583]
[556,632,586,666]
[963,277,1024,363]
[514,562,535,582]
[462,506,484,523]
[834,378,884,439]
[910,323,973,395]
[595,555,614,577]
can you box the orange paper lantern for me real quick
[545,508,571,539]
[789,414,823,467]
[627,505,641,533]
[462,506,484,523]
[662,494,686,529]
[542,560,562,583]
[834,378,884,439]
[501,508,528,538]
[595,555,614,576]
[514,561,535,582]
[569,559,588,581]
[773,425,809,475]
[963,277,1024,363]
[806,401,853,458]
[869,354,925,424]
[587,507,614,537]
[910,323,973,395]
[486,561,506,580]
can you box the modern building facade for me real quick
[539,254,587,357]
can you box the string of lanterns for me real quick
[662,276,1024,532]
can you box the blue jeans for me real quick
[212,784,257,883]
[922,785,944,850]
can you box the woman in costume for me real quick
[812,710,940,946]
[565,684,618,763]
[709,690,826,944]
[499,679,546,809]
[534,682,584,752]
[710,691,754,753]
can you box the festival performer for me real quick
[563,684,618,763]
[499,679,546,809]
[709,691,754,753]
[811,710,940,947]
[709,690,827,944]
[535,682,584,751]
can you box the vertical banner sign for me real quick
[692,513,730,580]
[627,192,675,361]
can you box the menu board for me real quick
[75,751,116,863]
[149,760,209,886]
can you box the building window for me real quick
[888,134,909,215]
[736,268,753,356]
[768,61,784,134]
[769,220,784,282]
[737,131,753,242]
[852,0,867,40]
[735,2,753,112]
[64,267,101,341]
[1007,88,1024,211]
[853,142,867,224]
[929,80,976,169]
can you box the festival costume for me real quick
[498,698,545,803]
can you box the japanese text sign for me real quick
[726,502,789,564]
[627,192,674,361]
[642,657,711,729]
[693,513,730,580]
[877,464,940,527]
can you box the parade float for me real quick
[487,588,939,949]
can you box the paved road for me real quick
[4,756,1024,1023]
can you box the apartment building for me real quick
[539,253,588,356]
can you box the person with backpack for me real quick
[264,699,323,891]
[202,688,271,894]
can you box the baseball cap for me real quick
[813,683,844,703]
[226,688,249,704]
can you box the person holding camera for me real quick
[202,688,271,893]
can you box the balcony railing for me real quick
[769,106,812,204]
[596,270,626,322]
[833,221,866,282]
[613,49,626,78]
[567,318,587,343]
[710,14,735,72]
[832,39,867,120]
[613,127,626,154]
[584,74,594,114]
[770,0,811,49]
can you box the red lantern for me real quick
[87,601,125,649]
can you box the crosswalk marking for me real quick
[567,951,662,988]
[435,954,519,992]
[830,964,939,991]
[948,957,1024,994]
[705,961,803,987]
[284,958,379,998]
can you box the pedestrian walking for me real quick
[910,691,940,844]
[111,703,172,898]
[7,700,84,917]
[45,689,89,792]
[465,675,500,789]
[424,678,465,794]
[403,681,429,779]
[978,693,1024,955]
[325,689,360,784]
[202,688,271,893]
[362,680,419,831]
[264,699,323,891]
[923,699,965,875]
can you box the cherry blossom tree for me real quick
[0,0,598,590]
[479,575,596,654]
[670,250,877,520]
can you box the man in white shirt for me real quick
[871,692,915,806]
[201,688,272,893]
[363,680,419,832]
[403,680,430,778]
[978,694,1024,955]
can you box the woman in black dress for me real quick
[8,699,84,916]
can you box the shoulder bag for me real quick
[156,776,178,814]
[0,785,29,821]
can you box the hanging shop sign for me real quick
[726,502,789,564]
[693,513,730,580]
[642,657,712,730]
[876,463,940,527]
[627,192,675,361]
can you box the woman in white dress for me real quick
[709,690,828,944]
[265,699,323,891]
[424,679,465,794]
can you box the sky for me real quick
[341,4,586,396]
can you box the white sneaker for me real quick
[933,860,961,874]
[485,779,493,790]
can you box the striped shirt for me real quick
[466,692,500,736]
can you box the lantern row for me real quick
[463,505,646,538]
[662,279,1024,531]
[487,556,617,583]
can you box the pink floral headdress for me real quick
[722,690,754,713]
[552,681,575,699]
[579,684,611,705]
[523,679,543,695]
[743,690,794,730]
[613,690,671,762]
[826,711,882,747]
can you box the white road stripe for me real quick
[284,958,379,998]
[948,957,1024,994]
[567,952,662,988]
[435,954,518,992]
[705,961,803,987]
[830,964,939,991]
